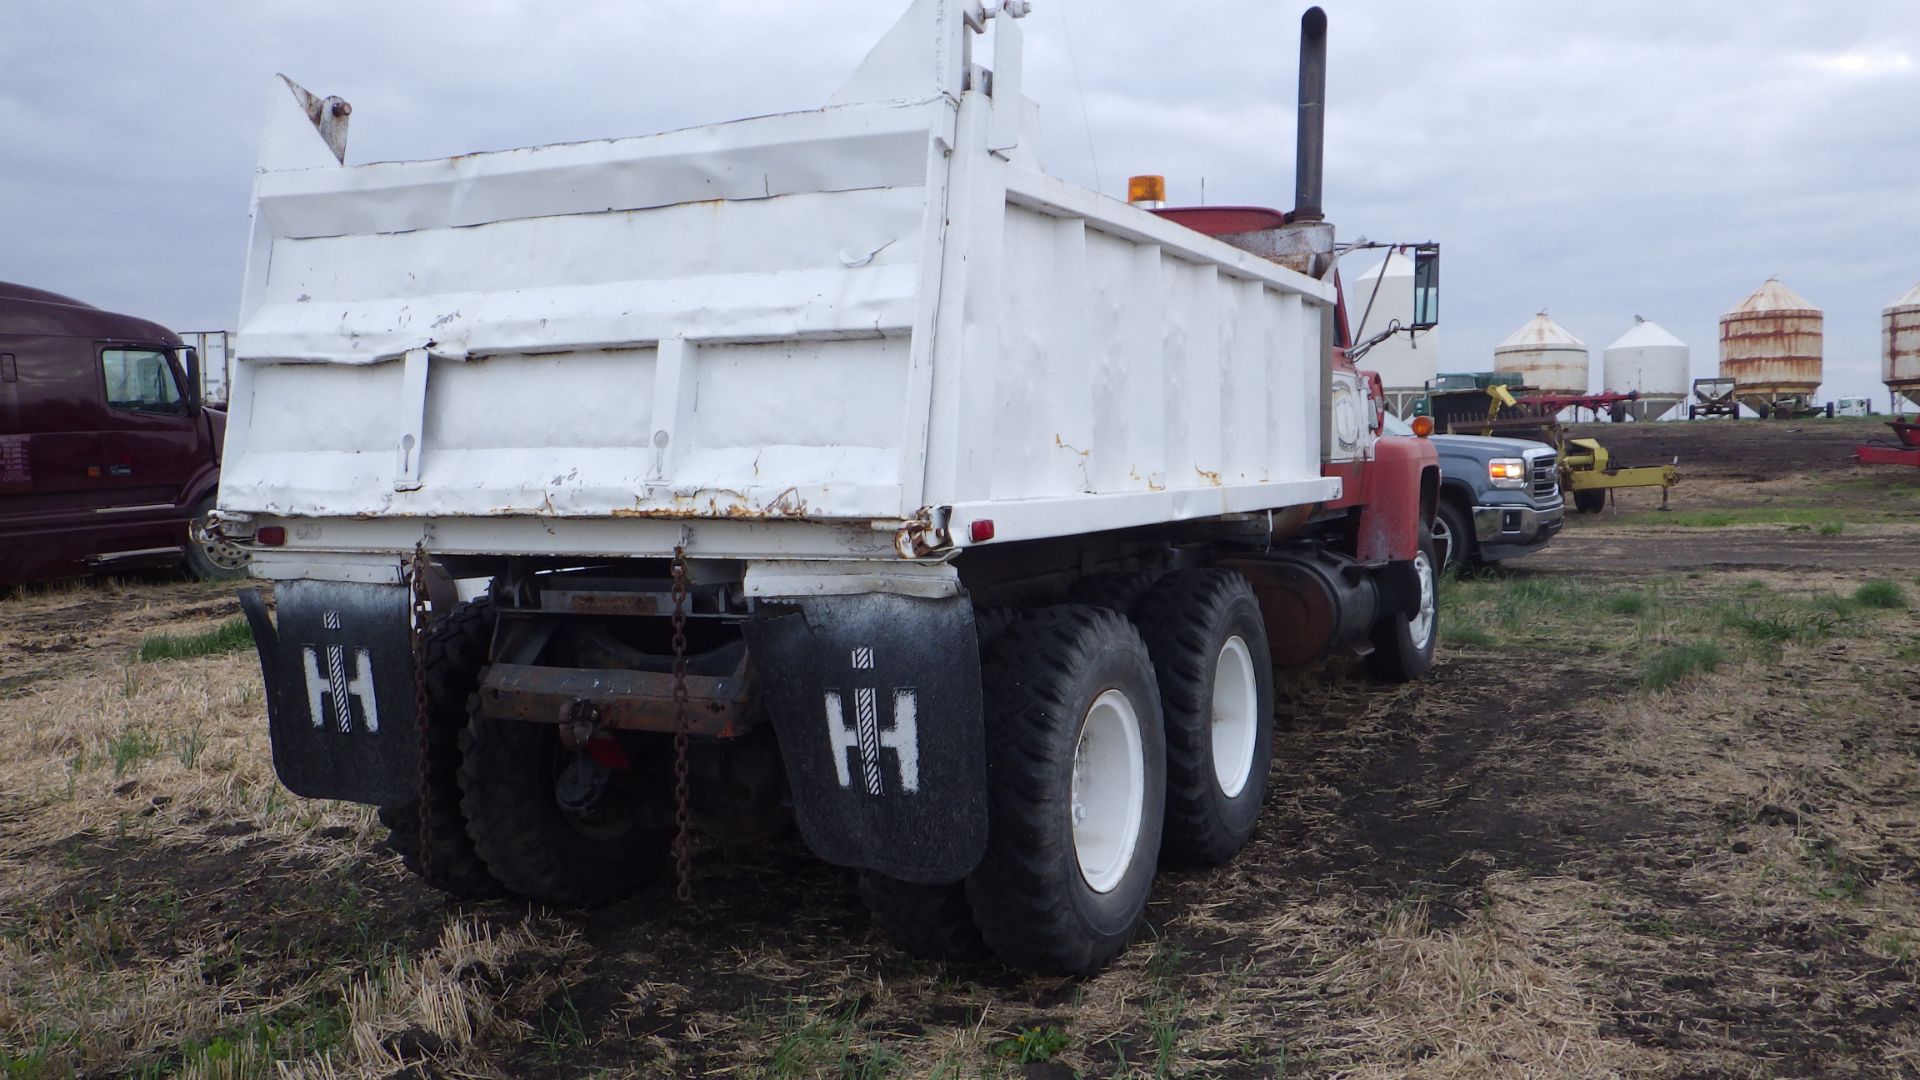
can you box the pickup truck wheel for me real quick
[1366,535,1439,683]
[379,597,507,899]
[858,873,986,961]
[1433,500,1475,574]
[1573,488,1607,514]
[965,606,1165,975]
[183,497,249,581]
[459,715,670,908]
[1132,571,1272,866]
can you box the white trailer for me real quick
[222,0,1441,974]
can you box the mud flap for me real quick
[745,594,986,884]
[238,580,419,806]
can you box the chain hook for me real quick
[670,545,694,903]
[407,542,435,877]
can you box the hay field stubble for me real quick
[3,445,1919,1078]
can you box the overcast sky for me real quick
[3,1,1916,407]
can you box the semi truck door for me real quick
[92,345,202,555]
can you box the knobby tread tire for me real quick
[1366,533,1440,684]
[380,596,506,898]
[964,605,1165,976]
[459,711,670,909]
[857,872,986,961]
[1131,570,1273,866]
[1064,571,1161,616]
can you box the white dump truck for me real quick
[220,0,1442,974]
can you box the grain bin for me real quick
[1494,312,1587,397]
[1351,251,1439,417]
[1602,317,1688,421]
[1719,278,1822,418]
[1885,281,1920,412]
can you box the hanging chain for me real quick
[407,541,435,877]
[669,545,693,903]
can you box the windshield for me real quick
[1381,412,1414,437]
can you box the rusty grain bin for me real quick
[1494,311,1587,396]
[1885,281,1920,411]
[1602,317,1689,421]
[1719,278,1822,416]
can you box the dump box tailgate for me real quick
[222,101,949,523]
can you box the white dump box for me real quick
[219,3,1349,577]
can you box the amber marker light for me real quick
[1410,416,1434,437]
[1127,174,1167,208]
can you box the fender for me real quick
[743,593,987,883]
[1358,436,1439,562]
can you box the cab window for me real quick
[101,348,185,414]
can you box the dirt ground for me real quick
[3,420,1918,1079]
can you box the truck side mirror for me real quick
[1410,243,1439,330]
[177,346,202,412]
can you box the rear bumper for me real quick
[1473,502,1563,561]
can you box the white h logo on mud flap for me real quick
[823,646,920,796]
[301,610,381,733]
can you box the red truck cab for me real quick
[0,282,240,586]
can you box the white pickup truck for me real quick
[221,0,1442,974]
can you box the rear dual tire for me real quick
[459,714,672,908]
[379,597,507,899]
[1133,571,1274,867]
[965,606,1166,975]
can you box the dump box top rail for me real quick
[221,0,1341,561]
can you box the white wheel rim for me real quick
[1431,515,1453,570]
[1071,688,1146,895]
[1210,636,1259,799]
[1408,551,1436,651]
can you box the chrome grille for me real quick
[1530,453,1559,500]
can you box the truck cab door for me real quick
[92,344,205,556]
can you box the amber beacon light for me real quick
[1126,175,1167,208]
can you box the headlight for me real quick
[1488,458,1528,489]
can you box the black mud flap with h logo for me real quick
[745,593,987,884]
[237,580,419,806]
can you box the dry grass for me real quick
[3,550,1919,1076]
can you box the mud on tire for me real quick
[1132,570,1274,866]
[965,605,1165,975]
[380,596,506,898]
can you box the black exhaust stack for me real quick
[1292,7,1328,223]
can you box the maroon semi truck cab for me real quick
[0,282,242,586]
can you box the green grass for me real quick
[135,618,254,663]
[109,729,163,777]
[1612,505,1888,529]
[995,1025,1069,1064]
[1603,591,1650,616]
[1719,602,1845,647]
[1641,642,1727,690]
[1441,621,1497,648]
[1854,580,1909,610]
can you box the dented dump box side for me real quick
[220,1,1340,571]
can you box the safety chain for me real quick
[669,545,693,903]
[407,541,435,878]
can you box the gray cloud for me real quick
[3,1,1914,404]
